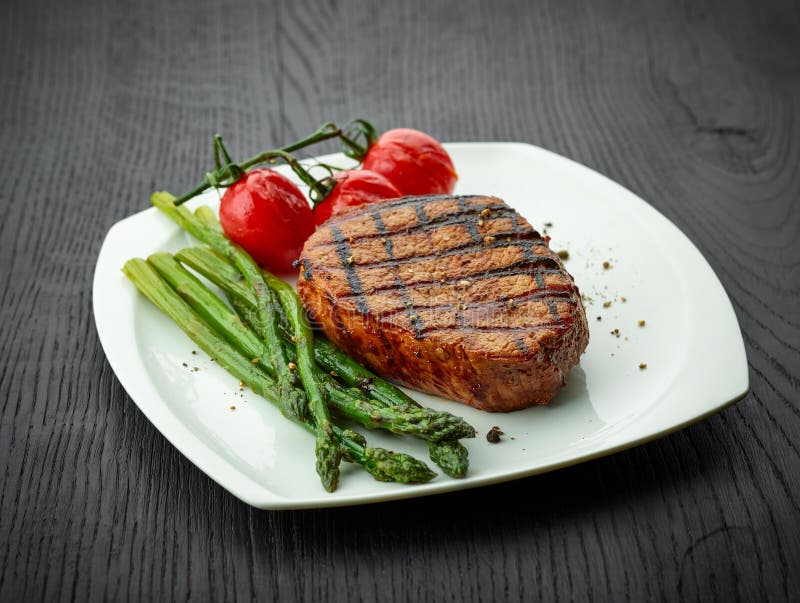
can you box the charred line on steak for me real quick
[374,286,574,320]
[331,259,563,300]
[511,211,561,323]
[313,229,547,273]
[318,202,517,247]
[330,225,369,315]
[458,196,482,244]
[415,202,429,225]
[351,193,485,214]
[421,322,568,336]
[371,209,426,339]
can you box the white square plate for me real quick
[93,143,748,509]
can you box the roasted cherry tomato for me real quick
[361,128,457,196]
[313,169,401,225]
[219,168,315,274]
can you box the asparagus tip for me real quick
[364,447,437,484]
[316,433,342,492]
[428,440,469,479]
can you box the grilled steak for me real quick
[297,195,589,412]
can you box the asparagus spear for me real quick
[148,252,472,441]
[313,338,470,478]
[256,265,341,491]
[176,242,472,477]
[151,192,305,423]
[123,257,435,484]
[152,192,341,490]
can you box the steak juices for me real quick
[297,195,589,412]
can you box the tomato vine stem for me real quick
[172,120,377,206]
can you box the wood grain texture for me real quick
[1,0,798,600]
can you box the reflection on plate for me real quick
[93,143,748,509]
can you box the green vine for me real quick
[172,120,377,206]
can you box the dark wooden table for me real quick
[2,0,798,600]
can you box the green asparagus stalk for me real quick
[151,248,344,490]
[151,192,304,422]
[257,267,341,491]
[313,338,471,477]
[175,242,472,476]
[323,383,475,441]
[122,258,435,485]
[147,252,278,364]
[151,192,341,490]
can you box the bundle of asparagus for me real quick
[121,192,474,492]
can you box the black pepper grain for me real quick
[486,426,504,443]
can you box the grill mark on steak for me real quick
[371,209,426,340]
[374,286,575,319]
[511,211,561,322]
[455,196,530,355]
[332,262,565,299]
[421,322,567,336]
[324,195,491,239]
[330,225,369,314]
[349,249,560,296]
[318,201,517,247]
[349,193,485,213]
[458,196,482,244]
[454,212,467,334]
[415,202,429,225]
[310,229,547,272]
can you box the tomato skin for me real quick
[219,168,315,274]
[361,128,457,196]
[313,169,401,225]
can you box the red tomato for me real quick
[361,128,457,196]
[219,168,315,274]
[313,169,401,225]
